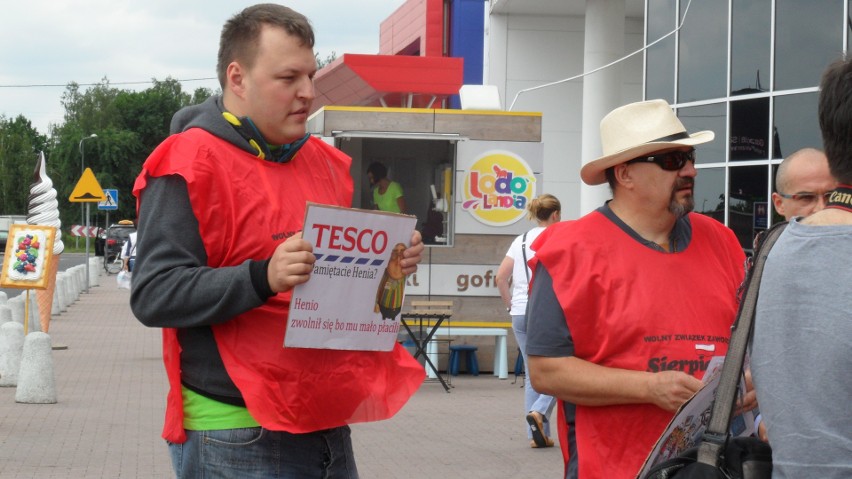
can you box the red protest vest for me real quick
[531,211,745,479]
[134,129,424,443]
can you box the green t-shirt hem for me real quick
[182,386,260,431]
[373,181,404,213]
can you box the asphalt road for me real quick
[0,252,92,299]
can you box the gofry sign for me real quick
[461,150,536,226]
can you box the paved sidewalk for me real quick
[0,273,563,478]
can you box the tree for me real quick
[0,115,48,214]
[47,77,214,230]
[316,51,338,69]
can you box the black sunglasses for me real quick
[625,149,696,171]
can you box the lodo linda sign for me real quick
[455,140,543,235]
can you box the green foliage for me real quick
[0,78,215,232]
[0,115,48,214]
[316,51,338,69]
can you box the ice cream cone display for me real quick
[27,152,64,332]
[37,260,60,332]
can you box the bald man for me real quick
[772,148,837,220]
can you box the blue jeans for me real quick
[512,314,556,439]
[169,426,359,478]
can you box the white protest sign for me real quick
[284,203,417,351]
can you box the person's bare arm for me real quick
[528,355,703,412]
[496,256,514,310]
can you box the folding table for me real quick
[400,300,454,393]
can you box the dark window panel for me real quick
[677,0,727,103]
[731,0,771,95]
[770,164,785,225]
[678,103,726,165]
[775,0,843,91]
[729,165,769,251]
[694,167,726,221]
[772,92,820,159]
[646,0,676,103]
[730,98,776,161]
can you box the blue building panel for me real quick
[448,0,485,109]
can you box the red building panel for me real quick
[379,0,443,57]
[313,0,454,112]
[312,53,463,113]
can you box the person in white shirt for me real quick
[496,193,561,448]
[120,231,138,272]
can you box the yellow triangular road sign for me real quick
[69,168,106,203]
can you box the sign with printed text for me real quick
[285,203,417,351]
[456,140,543,234]
[401,264,501,297]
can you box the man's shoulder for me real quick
[530,215,599,254]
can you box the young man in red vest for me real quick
[129,5,424,477]
[525,99,746,479]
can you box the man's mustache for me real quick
[675,178,695,189]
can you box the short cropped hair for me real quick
[367,162,388,181]
[818,57,852,184]
[217,4,315,88]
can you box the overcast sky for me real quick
[0,0,406,134]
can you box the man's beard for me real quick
[668,178,695,217]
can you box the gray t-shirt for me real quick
[751,218,852,478]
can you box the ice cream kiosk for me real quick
[307,105,543,377]
[306,0,546,376]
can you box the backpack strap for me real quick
[696,221,787,466]
[521,231,530,283]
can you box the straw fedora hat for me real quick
[580,99,714,185]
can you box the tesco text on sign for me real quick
[312,224,388,254]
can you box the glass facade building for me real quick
[645,0,847,250]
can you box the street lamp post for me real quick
[79,133,97,292]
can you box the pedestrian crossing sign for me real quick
[99,189,118,210]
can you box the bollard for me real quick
[15,332,57,404]
[0,291,7,304]
[51,280,62,316]
[75,265,86,297]
[0,305,11,376]
[57,273,70,312]
[27,292,41,333]
[70,266,83,301]
[88,257,100,288]
[7,296,25,325]
[0,322,25,387]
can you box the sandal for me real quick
[526,412,553,448]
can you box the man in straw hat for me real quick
[524,99,746,478]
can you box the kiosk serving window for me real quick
[334,135,456,246]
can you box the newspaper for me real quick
[635,355,756,478]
